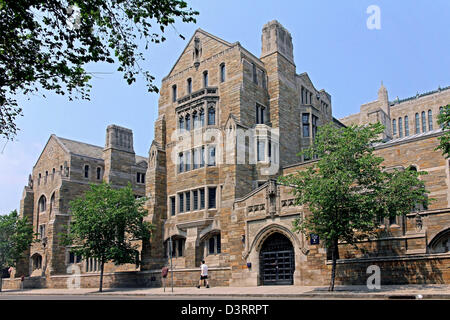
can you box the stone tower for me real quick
[260,21,300,168]
[103,125,136,186]
[261,20,294,65]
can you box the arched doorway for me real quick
[259,232,294,285]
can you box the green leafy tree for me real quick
[436,104,450,158]
[279,123,429,291]
[0,0,199,139]
[61,182,153,292]
[0,210,37,292]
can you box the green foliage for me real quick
[0,210,36,270]
[0,0,199,139]
[60,182,153,269]
[278,123,429,289]
[436,104,450,158]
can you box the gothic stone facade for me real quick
[13,125,148,288]
[9,20,450,289]
[142,20,450,286]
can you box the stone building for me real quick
[8,20,449,289]
[142,20,450,287]
[15,125,148,285]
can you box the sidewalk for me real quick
[1,284,449,299]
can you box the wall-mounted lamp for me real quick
[241,235,245,243]
[246,262,252,269]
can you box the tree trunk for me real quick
[99,259,105,293]
[328,239,339,292]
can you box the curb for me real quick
[1,291,449,299]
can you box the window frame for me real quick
[220,63,225,83]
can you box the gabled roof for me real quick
[56,136,104,160]
[165,28,234,78]
[54,135,147,165]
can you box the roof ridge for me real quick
[390,85,450,106]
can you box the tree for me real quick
[0,210,37,292]
[0,0,199,139]
[436,104,450,158]
[279,123,429,291]
[61,182,153,292]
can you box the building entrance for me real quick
[259,232,294,285]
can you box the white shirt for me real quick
[201,263,208,276]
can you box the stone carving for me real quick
[193,37,201,68]
[415,213,423,231]
[247,204,265,213]
[281,199,296,207]
[28,174,33,188]
[266,180,277,217]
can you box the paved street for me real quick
[0,284,449,299]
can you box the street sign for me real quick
[310,233,320,245]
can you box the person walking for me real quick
[197,260,209,288]
[161,265,169,292]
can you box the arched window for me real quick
[220,63,225,83]
[404,115,409,136]
[199,109,205,127]
[185,114,191,131]
[185,151,191,171]
[38,195,47,213]
[203,232,221,256]
[262,70,267,89]
[256,104,265,124]
[203,71,208,87]
[32,254,42,270]
[193,111,199,129]
[421,111,426,132]
[96,167,102,180]
[208,146,216,166]
[415,113,420,134]
[187,78,192,94]
[408,166,427,212]
[392,119,397,136]
[178,153,184,173]
[50,192,55,214]
[398,117,403,138]
[179,117,184,130]
[172,84,177,102]
[208,107,215,125]
[84,165,89,178]
[428,109,433,131]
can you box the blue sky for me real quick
[1,0,449,214]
